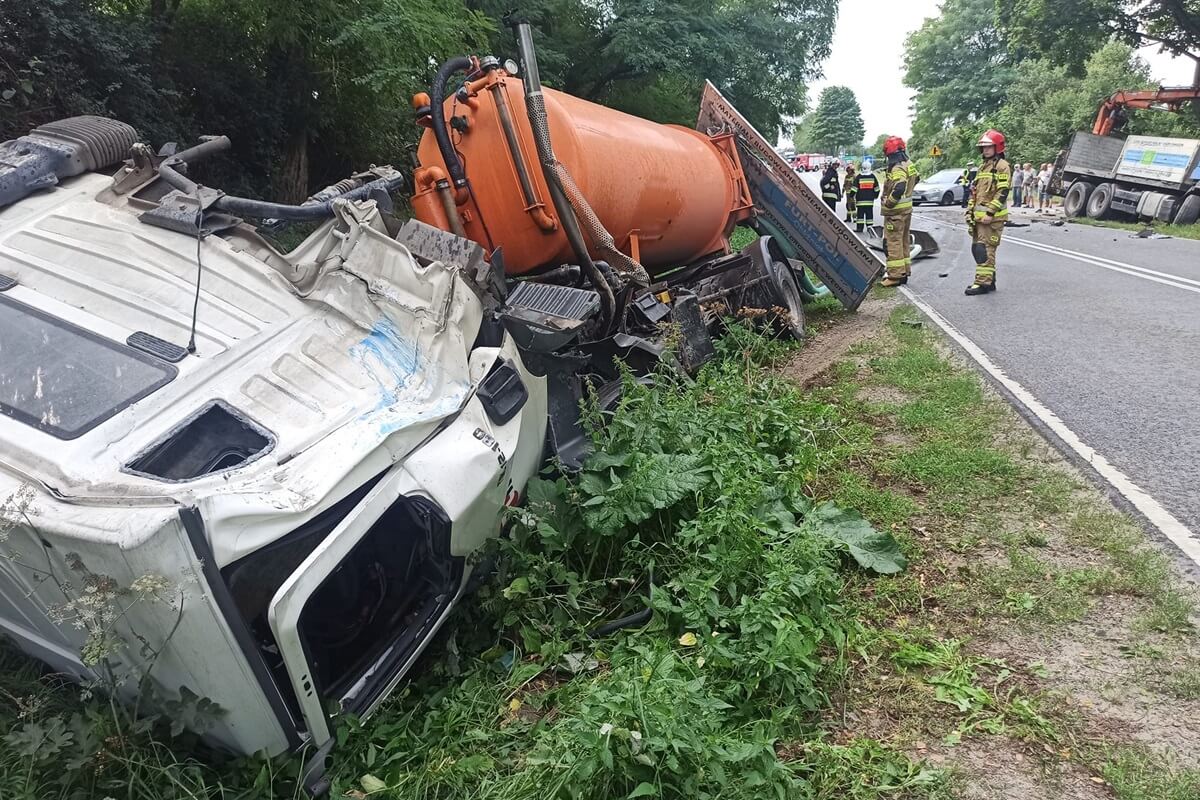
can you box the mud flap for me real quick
[697,82,881,310]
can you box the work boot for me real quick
[964,282,995,296]
[880,276,907,287]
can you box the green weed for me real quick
[1102,747,1200,800]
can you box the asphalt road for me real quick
[800,171,1200,561]
[905,205,1200,540]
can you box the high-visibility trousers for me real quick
[971,217,1004,285]
[883,212,912,278]
[855,200,874,231]
[845,191,856,221]
[823,195,838,212]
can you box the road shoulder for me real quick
[782,290,1200,799]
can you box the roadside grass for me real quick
[811,299,1200,797]
[0,315,948,800]
[2,291,1196,799]
[1068,216,1200,241]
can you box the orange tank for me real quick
[411,70,753,276]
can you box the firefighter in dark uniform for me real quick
[842,163,857,223]
[958,162,977,208]
[880,136,917,286]
[819,162,841,213]
[854,159,880,233]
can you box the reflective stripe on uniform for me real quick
[886,258,907,268]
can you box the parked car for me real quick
[912,168,967,205]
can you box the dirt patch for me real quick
[936,738,1108,800]
[783,295,900,386]
[981,597,1200,765]
[858,385,912,406]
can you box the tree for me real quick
[868,133,890,163]
[997,0,1200,79]
[996,42,1200,164]
[467,0,838,137]
[807,86,864,153]
[904,0,1016,134]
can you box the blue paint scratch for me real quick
[349,317,470,438]
[351,317,421,409]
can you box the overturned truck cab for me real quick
[0,117,546,764]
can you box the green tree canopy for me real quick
[807,86,865,153]
[466,0,837,137]
[904,0,1016,140]
[996,42,1200,164]
[997,0,1200,75]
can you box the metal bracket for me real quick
[138,189,241,236]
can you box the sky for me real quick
[792,0,1198,147]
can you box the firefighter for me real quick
[965,129,1010,295]
[842,162,857,222]
[958,162,977,209]
[880,136,917,286]
[854,159,880,233]
[819,162,841,213]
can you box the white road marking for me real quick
[916,213,1200,294]
[900,286,1200,568]
[1006,237,1200,294]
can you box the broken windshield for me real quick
[0,294,177,439]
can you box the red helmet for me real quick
[977,129,1006,151]
[883,136,906,155]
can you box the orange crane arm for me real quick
[1093,86,1200,135]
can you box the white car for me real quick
[0,118,547,768]
[911,168,967,206]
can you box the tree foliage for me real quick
[996,42,1200,164]
[905,0,1200,169]
[997,0,1200,73]
[807,86,865,153]
[904,0,1016,141]
[0,0,837,198]
[467,0,837,136]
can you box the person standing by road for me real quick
[959,162,977,208]
[1036,163,1052,211]
[880,136,917,287]
[842,162,857,223]
[1011,161,1025,208]
[819,162,841,213]
[854,159,880,233]
[1023,163,1036,207]
[965,129,1010,295]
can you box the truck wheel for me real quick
[1063,180,1093,218]
[1086,182,1115,220]
[940,191,954,205]
[1175,194,1200,226]
[768,260,806,341]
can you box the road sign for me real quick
[929,145,943,157]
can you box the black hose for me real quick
[157,135,233,194]
[431,56,473,190]
[509,18,615,334]
[212,175,406,221]
[157,135,406,222]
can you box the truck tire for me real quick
[1086,182,1115,220]
[1063,180,1093,218]
[768,259,806,341]
[1175,194,1200,226]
